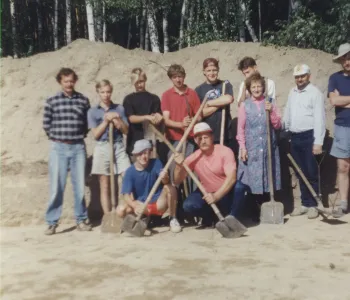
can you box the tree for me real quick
[10,0,18,57]
[66,0,72,44]
[86,0,95,42]
[146,1,160,52]
[179,0,188,49]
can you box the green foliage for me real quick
[264,0,350,53]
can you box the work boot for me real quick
[170,218,182,233]
[45,224,58,235]
[307,207,319,219]
[290,206,308,217]
[76,219,92,231]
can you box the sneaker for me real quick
[307,207,319,219]
[170,218,182,233]
[45,224,58,235]
[340,200,348,213]
[76,219,92,231]
[290,206,308,217]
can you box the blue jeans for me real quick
[290,130,318,207]
[46,141,88,225]
[183,188,234,222]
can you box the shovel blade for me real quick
[260,201,284,225]
[101,212,123,234]
[215,216,247,238]
[121,214,148,237]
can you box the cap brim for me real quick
[333,50,350,62]
[132,147,152,155]
[194,129,213,136]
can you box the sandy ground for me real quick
[1,214,350,300]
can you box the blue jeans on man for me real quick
[46,141,88,225]
[290,130,318,207]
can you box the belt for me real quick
[51,139,83,144]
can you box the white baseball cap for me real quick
[193,122,212,136]
[132,139,152,154]
[293,64,311,76]
[333,43,350,62]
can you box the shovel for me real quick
[220,81,227,145]
[260,97,284,224]
[150,125,247,238]
[101,122,123,233]
[121,96,208,237]
[287,153,344,218]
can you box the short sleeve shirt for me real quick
[121,159,163,203]
[161,87,201,141]
[87,103,128,142]
[195,80,234,141]
[184,144,237,193]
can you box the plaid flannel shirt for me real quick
[43,91,91,141]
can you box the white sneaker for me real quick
[290,206,308,217]
[170,218,182,233]
[340,200,348,213]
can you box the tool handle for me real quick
[151,124,225,221]
[135,97,208,221]
[109,123,116,209]
[265,111,274,201]
[287,153,324,209]
[220,81,226,145]
[182,140,189,197]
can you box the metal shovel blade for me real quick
[260,201,284,225]
[120,214,148,237]
[215,216,247,238]
[101,212,123,234]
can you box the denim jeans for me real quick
[183,188,234,222]
[46,141,88,225]
[290,130,318,207]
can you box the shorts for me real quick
[91,141,131,175]
[330,124,350,159]
[145,202,165,216]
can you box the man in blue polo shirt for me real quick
[328,43,350,213]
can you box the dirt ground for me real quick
[1,214,350,300]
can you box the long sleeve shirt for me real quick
[283,83,325,145]
[237,98,281,149]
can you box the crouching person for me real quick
[117,139,182,233]
[173,123,239,228]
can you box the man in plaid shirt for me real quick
[43,68,92,235]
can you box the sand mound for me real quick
[0,39,340,225]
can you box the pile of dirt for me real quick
[0,39,340,225]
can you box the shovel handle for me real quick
[109,123,116,209]
[287,153,324,209]
[135,97,208,221]
[150,124,225,221]
[220,81,226,145]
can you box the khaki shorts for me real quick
[91,141,131,175]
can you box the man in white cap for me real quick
[173,122,240,228]
[283,64,325,219]
[117,139,182,233]
[328,43,350,213]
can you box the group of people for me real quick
[42,42,350,235]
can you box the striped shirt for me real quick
[43,91,91,141]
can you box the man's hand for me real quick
[145,115,156,123]
[182,116,192,128]
[159,169,170,184]
[133,200,145,215]
[203,193,216,205]
[239,148,248,162]
[265,101,272,112]
[113,118,122,130]
[105,112,120,121]
[174,152,185,165]
[330,89,340,104]
[312,144,322,155]
[153,113,163,124]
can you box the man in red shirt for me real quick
[174,122,240,228]
[161,64,201,189]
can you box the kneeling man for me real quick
[174,123,238,227]
[118,139,182,233]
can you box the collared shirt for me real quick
[161,86,201,141]
[283,83,325,145]
[87,103,128,142]
[43,91,90,141]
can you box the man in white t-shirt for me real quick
[237,57,276,106]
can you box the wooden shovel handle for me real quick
[220,81,226,145]
[135,96,208,221]
[150,124,225,221]
[109,123,116,209]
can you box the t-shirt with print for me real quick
[195,80,234,142]
[328,71,350,127]
[87,103,128,143]
[123,91,162,154]
[161,87,201,141]
[121,158,163,204]
[184,144,237,193]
